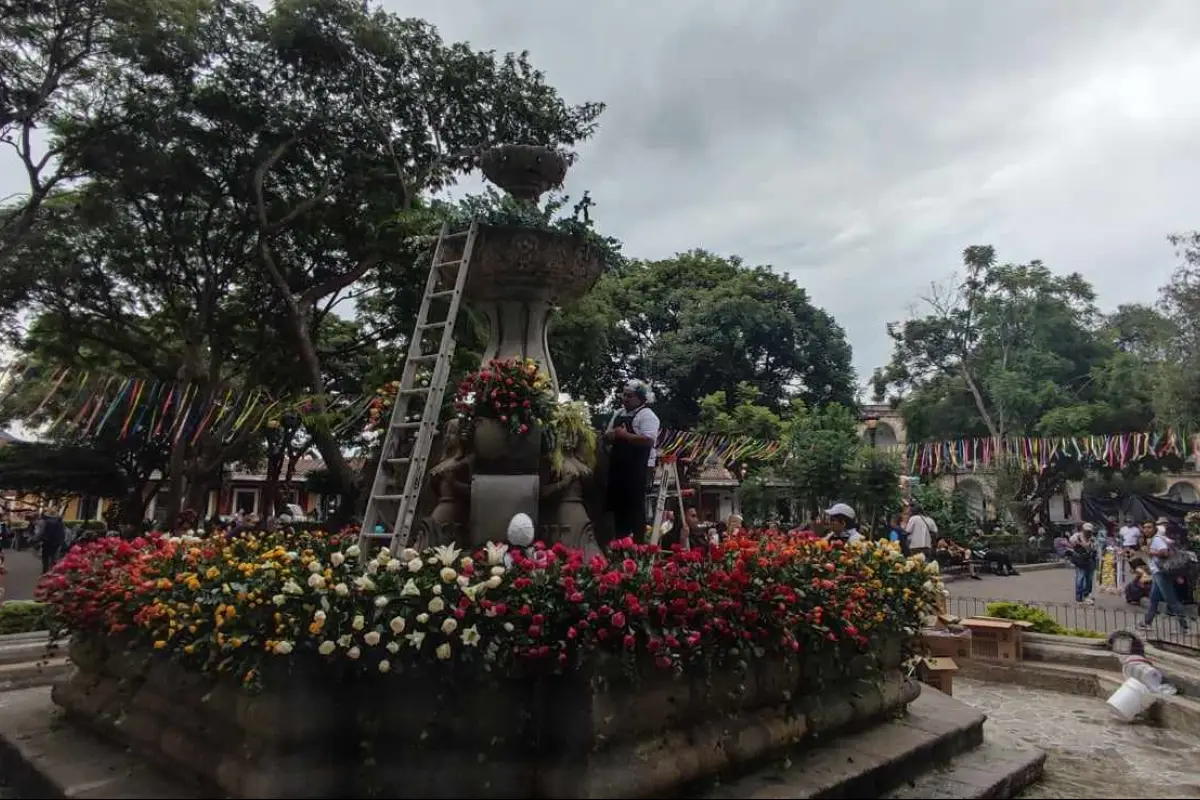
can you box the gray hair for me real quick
[623,379,655,404]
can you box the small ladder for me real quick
[359,222,479,554]
[649,455,689,549]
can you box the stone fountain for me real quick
[421,144,604,550]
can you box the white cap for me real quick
[1082,522,1095,532]
[826,502,856,520]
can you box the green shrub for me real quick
[984,601,1103,638]
[0,601,49,635]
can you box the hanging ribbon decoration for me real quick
[905,430,1197,476]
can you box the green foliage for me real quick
[983,602,1104,639]
[0,442,130,500]
[0,601,49,635]
[782,402,862,519]
[850,449,903,533]
[912,483,974,544]
[553,250,856,421]
[697,382,787,442]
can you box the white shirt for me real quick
[1119,525,1142,548]
[1147,533,1172,575]
[609,405,661,467]
[905,514,937,550]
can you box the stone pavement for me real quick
[955,678,1200,799]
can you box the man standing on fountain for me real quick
[604,380,661,542]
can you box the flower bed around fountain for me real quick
[36,531,941,799]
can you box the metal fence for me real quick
[950,595,1200,652]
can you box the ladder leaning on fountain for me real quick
[359,221,479,554]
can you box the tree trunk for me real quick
[263,453,283,519]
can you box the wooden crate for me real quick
[918,657,959,696]
[968,616,1033,660]
[922,628,971,660]
[961,618,1022,662]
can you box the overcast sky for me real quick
[4,0,1200,389]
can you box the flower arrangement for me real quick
[453,357,555,436]
[548,400,596,477]
[36,527,940,691]
[364,381,399,434]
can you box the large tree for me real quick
[874,245,1122,442]
[0,0,605,519]
[562,250,856,427]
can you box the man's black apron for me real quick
[606,406,653,541]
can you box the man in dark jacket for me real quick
[39,512,66,574]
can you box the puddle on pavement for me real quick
[955,678,1200,799]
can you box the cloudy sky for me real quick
[4,0,1200,389]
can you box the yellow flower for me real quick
[153,640,167,650]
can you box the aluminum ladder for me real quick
[359,222,478,554]
[649,455,689,549]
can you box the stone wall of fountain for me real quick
[419,144,603,550]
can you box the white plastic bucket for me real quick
[1107,677,1155,721]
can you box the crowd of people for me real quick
[1056,517,1196,634]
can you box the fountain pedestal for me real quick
[431,145,604,546]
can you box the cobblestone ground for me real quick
[955,678,1200,799]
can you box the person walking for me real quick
[1139,522,1191,635]
[1068,523,1097,604]
[38,511,67,574]
[904,503,937,558]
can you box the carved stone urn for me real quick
[438,144,603,395]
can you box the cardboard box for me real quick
[961,618,1022,662]
[969,616,1033,660]
[922,627,972,660]
[918,657,959,696]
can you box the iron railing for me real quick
[951,595,1199,652]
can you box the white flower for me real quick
[912,551,926,564]
[485,541,509,566]
[355,576,377,592]
[441,618,458,635]
[486,575,502,589]
[461,626,481,647]
[400,547,419,562]
[347,646,361,660]
[282,579,303,595]
[272,594,286,606]
[925,561,941,575]
[435,642,452,660]
[376,550,391,564]
[406,631,426,649]
[490,565,506,577]
[367,560,380,575]
[428,597,445,614]
[314,610,326,622]
[440,567,457,583]
[416,613,429,624]
[460,556,474,569]
[285,551,299,561]
[335,582,350,596]
[378,659,391,673]
[318,640,336,655]
[462,584,480,602]
[401,579,420,597]
[273,640,294,655]
[337,634,352,647]
[407,558,423,573]
[307,573,326,589]
[308,560,323,573]
[389,616,406,634]
[456,574,470,587]
[352,614,366,631]
[346,544,361,558]
[431,584,442,596]
[433,544,461,567]
[503,622,515,632]
[364,631,381,646]
[386,559,402,572]
[375,595,390,609]
[331,552,345,567]
[386,641,400,654]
